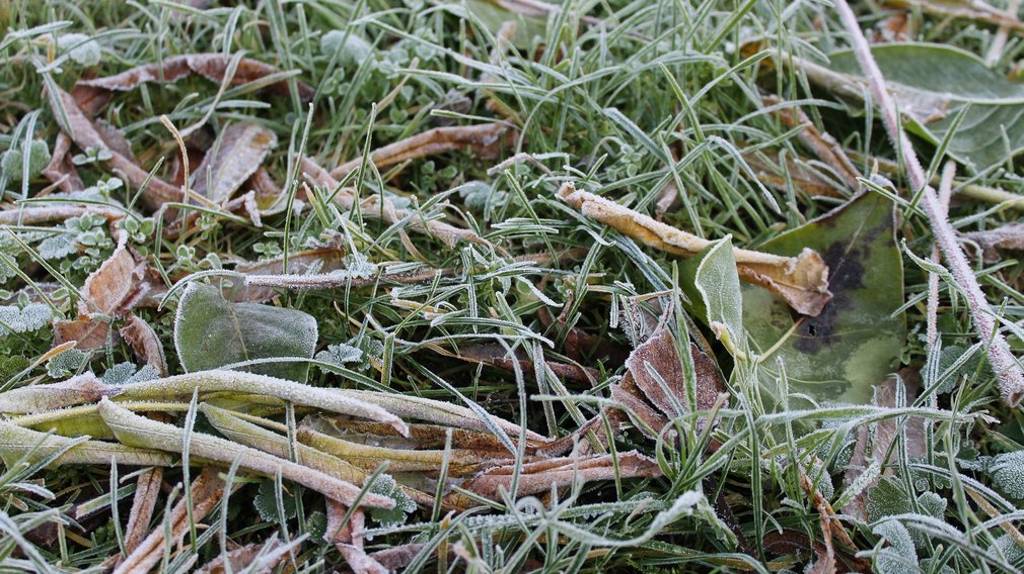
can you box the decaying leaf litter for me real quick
[3,1,1024,573]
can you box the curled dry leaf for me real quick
[460,450,661,500]
[318,415,546,454]
[117,370,410,436]
[114,467,227,574]
[0,421,172,468]
[327,502,388,574]
[369,543,426,571]
[41,133,84,193]
[80,232,144,316]
[431,341,600,384]
[557,182,832,316]
[624,326,725,419]
[963,223,1024,262]
[297,418,515,476]
[121,467,162,556]
[96,398,396,509]
[743,150,844,199]
[303,157,485,247]
[0,372,119,414]
[192,123,278,204]
[48,86,183,209]
[330,122,515,179]
[78,53,315,101]
[0,205,121,226]
[119,315,168,376]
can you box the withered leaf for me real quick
[192,123,278,204]
[49,86,183,208]
[625,326,725,418]
[431,342,599,384]
[78,53,315,101]
[459,450,661,500]
[53,316,111,350]
[557,183,831,316]
[122,467,162,556]
[330,122,514,179]
[964,223,1024,262]
[41,133,84,193]
[119,315,168,376]
[0,372,119,414]
[80,233,143,316]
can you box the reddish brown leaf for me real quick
[119,315,168,376]
[460,450,661,500]
[330,122,515,179]
[77,54,315,101]
[53,316,111,350]
[192,123,278,204]
[80,233,144,316]
[41,133,84,193]
[122,467,162,556]
[432,342,600,384]
[49,86,183,209]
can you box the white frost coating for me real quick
[990,451,1024,499]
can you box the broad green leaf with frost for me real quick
[990,451,1024,499]
[694,236,745,352]
[826,43,1024,170]
[742,192,903,404]
[173,283,318,382]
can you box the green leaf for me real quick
[365,473,416,527]
[253,479,298,523]
[693,236,746,353]
[742,192,904,404]
[827,42,1024,170]
[173,283,318,382]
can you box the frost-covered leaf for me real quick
[57,33,102,66]
[1,140,50,180]
[0,303,53,336]
[45,348,88,378]
[366,474,416,527]
[101,362,158,386]
[692,236,745,352]
[253,479,298,523]
[37,234,78,260]
[320,31,373,65]
[173,283,318,382]
[873,519,920,574]
[867,476,912,523]
[315,343,363,369]
[990,451,1024,499]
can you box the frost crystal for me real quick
[57,33,102,66]
[315,343,363,368]
[46,348,87,378]
[366,474,416,527]
[0,303,53,336]
[320,31,372,65]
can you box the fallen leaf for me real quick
[459,450,661,500]
[48,86,183,208]
[558,182,831,316]
[763,95,861,191]
[743,191,904,404]
[194,537,288,574]
[121,467,162,556]
[119,315,168,376]
[114,467,227,574]
[173,282,318,382]
[40,133,84,193]
[743,150,845,199]
[78,53,315,101]
[97,398,397,509]
[330,122,514,179]
[964,223,1024,262]
[327,502,388,574]
[53,317,111,350]
[191,123,278,204]
[0,205,121,226]
[883,0,1024,30]
[431,341,600,384]
[119,370,409,435]
[80,232,144,316]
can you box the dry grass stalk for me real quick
[762,95,862,191]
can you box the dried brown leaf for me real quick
[53,316,111,350]
[330,123,514,179]
[114,467,226,574]
[964,223,1024,262]
[0,205,121,226]
[625,326,725,418]
[763,96,861,191]
[302,157,484,247]
[460,450,661,500]
[743,150,845,199]
[432,342,599,384]
[49,87,183,209]
[883,0,1024,29]
[122,467,162,556]
[80,233,143,316]
[41,133,84,193]
[557,182,832,316]
[78,53,315,101]
[192,123,277,204]
[119,315,168,376]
